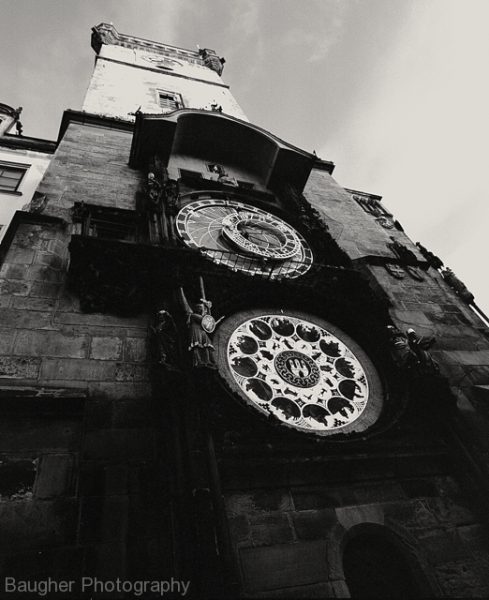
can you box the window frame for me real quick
[156,89,184,112]
[179,169,203,180]
[0,161,29,195]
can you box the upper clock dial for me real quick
[176,198,313,278]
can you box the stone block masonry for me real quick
[37,123,143,221]
[0,135,150,393]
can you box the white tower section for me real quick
[83,24,248,122]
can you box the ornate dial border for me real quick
[214,308,384,437]
[175,197,313,279]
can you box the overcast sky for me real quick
[2,0,488,313]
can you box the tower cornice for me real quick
[91,23,224,75]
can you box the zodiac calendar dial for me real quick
[215,311,384,436]
[176,198,313,278]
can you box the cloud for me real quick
[307,6,347,62]
[271,0,347,63]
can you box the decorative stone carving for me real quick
[353,195,384,217]
[406,328,439,375]
[217,173,238,187]
[218,311,384,436]
[24,192,47,214]
[415,242,444,270]
[11,106,23,136]
[151,309,180,370]
[386,326,416,369]
[376,216,395,229]
[441,268,475,304]
[384,263,406,279]
[385,237,424,281]
[179,277,221,369]
[386,326,439,375]
[405,266,424,282]
[146,172,164,213]
[163,179,179,217]
[388,237,417,263]
[199,48,225,75]
[414,244,475,305]
[145,164,179,243]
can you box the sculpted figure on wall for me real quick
[152,309,180,370]
[415,242,444,270]
[441,268,475,305]
[406,328,439,375]
[388,237,417,263]
[386,326,439,376]
[146,172,164,213]
[178,277,222,369]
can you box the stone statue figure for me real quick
[151,309,179,370]
[386,326,439,376]
[163,179,179,216]
[386,326,416,369]
[406,328,439,375]
[178,278,222,369]
[388,237,417,263]
[415,242,444,270]
[441,268,475,304]
[146,172,164,213]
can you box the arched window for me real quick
[343,532,420,598]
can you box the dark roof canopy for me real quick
[129,109,319,191]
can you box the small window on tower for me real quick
[179,169,203,180]
[157,90,183,112]
[0,161,29,194]
[206,164,225,175]
[237,181,255,190]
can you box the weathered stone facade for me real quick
[1,22,489,600]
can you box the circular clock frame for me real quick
[214,309,384,437]
[142,56,183,69]
[176,196,313,279]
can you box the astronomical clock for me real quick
[174,190,385,438]
[176,195,313,279]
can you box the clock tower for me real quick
[2,23,489,599]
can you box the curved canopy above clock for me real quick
[129,109,330,191]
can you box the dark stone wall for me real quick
[0,123,171,591]
[224,472,489,597]
[0,220,150,396]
